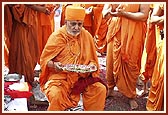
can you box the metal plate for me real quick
[4,74,22,82]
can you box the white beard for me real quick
[66,28,80,37]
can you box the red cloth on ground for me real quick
[4,82,33,99]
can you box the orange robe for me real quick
[140,5,157,83]
[141,25,156,82]
[37,4,54,63]
[60,4,72,27]
[146,4,164,111]
[4,40,9,68]
[106,4,147,98]
[8,4,39,84]
[40,26,106,111]
[46,4,58,32]
[92,4,109,54]
[82,4,95,36]
[4,5,13,68]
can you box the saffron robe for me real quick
[140,5,157,82]
[92,4,109,54]
[106,4,147,98]
[146,4,164,111]
[8,4,39,84]
[4,5,12,68]
[37,4,54,63]
[40,25,106,111]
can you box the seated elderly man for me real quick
[39,5,107,111]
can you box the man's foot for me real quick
[137,82,149,98]
[137,75,144,86]
[137,89,149,98]
[129,99,138,110]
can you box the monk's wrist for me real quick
[48,60,54,68]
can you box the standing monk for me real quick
[39,5,107,111]
[146,3,165,111]
[92,4,109,55]
[7,4,50,85]
[37,4,60,63]
[138,4,157,97]
[104,4,150,110]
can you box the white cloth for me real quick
[4,75,28,112]
[5,98,28,111]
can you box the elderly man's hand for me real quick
[54,62,63,72]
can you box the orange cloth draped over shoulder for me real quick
[8,4,39,84]
[40,25,99,89]
[146,4,164,111]
[106,4,147,98]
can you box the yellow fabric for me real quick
[146,36,164,111]
[140,9,157,82]
[106,4,147,98]
[146,4,164,111]
[65,5,85,21]
[39,25,106,111]
[93,4,109,53]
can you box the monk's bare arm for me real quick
[25,4,51,15]
[111,4,150,22]
[150,4,164,24]
[102,4,111,18]
[47,60,63,72]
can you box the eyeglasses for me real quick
[68,21,83,27]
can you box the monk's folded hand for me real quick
[109,5,125,17]
[54,62,63,72]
